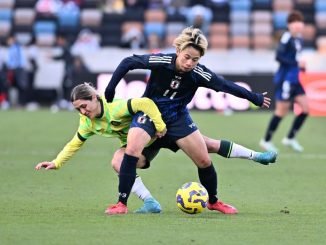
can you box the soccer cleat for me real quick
[281,137,304,152]
[207,201,238,214]
[259,139,278,152]
[134,197,162,214]
[105,202,128,215]
[253,151,278,165]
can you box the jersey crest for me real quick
[170,79,180,89]
[137,115,148,124]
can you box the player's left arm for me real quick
[201,70,271,108]
[128,98,167,136]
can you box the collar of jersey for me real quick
[95,98,104,119]
[165,53,177,71]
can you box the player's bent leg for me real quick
[134,197,162,214]
[177,131,212,168]
[203,136,278,165]
[178,131,238,215]
[111,148,148,173]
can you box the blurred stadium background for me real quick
[0,0,325,116]
[1,1,326,243]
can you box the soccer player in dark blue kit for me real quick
[104,27,272,215]
[260,11,309,153]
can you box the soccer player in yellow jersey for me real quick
[35,82,166,213]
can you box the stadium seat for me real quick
[0,9,12,21]
[273,0,293,11]
[251,11,272,23]
[209,23,229,36]
[33,20,56,34]
[315,12,326,29]
[0,0,14,9]
[144,9,166,23]
[230,35,250,49]
[57,11,80,29]
[80,9,103,28]
[252,35,273,50]
[144,9,166,40]
[230,11,250,23]
[315,0,326,13]
[209,33,229,50]
[166,22,185,36]
[230,22,250,36]
[121,21,143,34]
[14,8,36,27]
[273,11,288,30]
[251,22,273,35]
[0,21,11,39]
[15,32,33,45]
[36,33,56,47]
[230,0,252,12]
[303,24,317,43]
[0,9,12,40]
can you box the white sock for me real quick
[131,176,152,201]
[229,143,256,160]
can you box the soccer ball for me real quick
[176,182,208,214]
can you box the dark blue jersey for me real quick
[274,31,303,85]
[105,53,264,123]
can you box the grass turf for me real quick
[1,110,325,245]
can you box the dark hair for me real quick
[287,10,304,24]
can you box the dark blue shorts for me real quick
[130,111,198,140]
[130,112,198,168]
[275,81,306,101]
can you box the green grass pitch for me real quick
[1,110,326,245]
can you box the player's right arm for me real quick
[35,134,86,170]
[129,97,167,136]
[104,54,163,102]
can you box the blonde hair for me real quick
[173,27,208,56]
[70,82,99,102]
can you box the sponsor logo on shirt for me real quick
[111,121,121,126]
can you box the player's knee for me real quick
[111,157,122,173]
[125,146,143,157]
[195,157,212,168]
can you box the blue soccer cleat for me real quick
[134,197,162,214]
[253,151,278,165]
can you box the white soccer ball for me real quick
[176,182,208,214]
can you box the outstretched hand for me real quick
[35,161,56,170]
[261,92,271,108]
